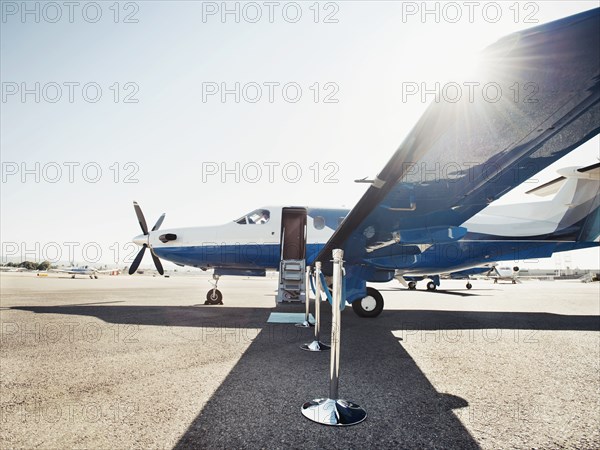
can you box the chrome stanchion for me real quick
[301,249,366,426]
[296,265,313,328]
[301,261,330,351]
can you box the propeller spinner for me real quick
[129,201,165,275]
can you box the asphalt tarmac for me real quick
[1,272,599,449]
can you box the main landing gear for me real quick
[205,274,223,305]
[351,287,384,318]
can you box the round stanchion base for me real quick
[300,340,330,352]
[295,320,313,328]
[301,398,366,426]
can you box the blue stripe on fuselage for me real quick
[153,243,327,269]
[153,239,598,273]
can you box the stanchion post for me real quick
[314,262,323,343]
[329,249,343,398]
[305,265,311,322]
[296,265,313,328]
[300,249,366,426]
[301,261,330,351]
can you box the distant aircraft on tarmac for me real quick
[128,9,599,319]
[52,266,120,279]
[488,266,521,284]
[395,264,497,290]
[0,267,28,272]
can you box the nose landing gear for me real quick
[205,274,223,305]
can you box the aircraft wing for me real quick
[96,269,121,274]
[316,9,600,267]
[50,269,90,275]
[50,268,119,274]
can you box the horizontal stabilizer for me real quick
[525,176,566,197]
[526,162,600,197]
[577,162,600,175]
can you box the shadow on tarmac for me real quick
[11,302,599,448]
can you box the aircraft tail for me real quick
[525,163,600,242]
[464,162,600,241]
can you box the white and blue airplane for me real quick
[488,265,521,284]
[52,265,120,279]
[130,8,600,318]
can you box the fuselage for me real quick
[146,207,346,270]
[64,266,97,275]
[135,195,598,277]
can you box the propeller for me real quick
[129,201,165,275]
[484,265,500,278]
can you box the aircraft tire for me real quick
[466,282,472,289]
[205,289,223,305]
[352,287,384,318]
[426,281,437,291]
[408,281,417,290]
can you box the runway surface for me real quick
[1,272,599,449]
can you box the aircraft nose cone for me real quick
[132,234,147,246]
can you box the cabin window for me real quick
[313,216,325,230]
[235,209,270,225]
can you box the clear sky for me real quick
[1,1,598,269]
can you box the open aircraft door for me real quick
[277,207,308,302]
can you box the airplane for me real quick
[129,9,599,320]
[0,266,28,272]
[488,265,521,284]
[52,266,121,279]
[395,264,496,290]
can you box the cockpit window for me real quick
[235,209,270,225]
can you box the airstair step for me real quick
[277,259,306,303]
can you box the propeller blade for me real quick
[133,201,149,235]
[151,213,166,232]
[150,250,164,275]
[128,245,147,275]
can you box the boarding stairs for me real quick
[276,259,306,303]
